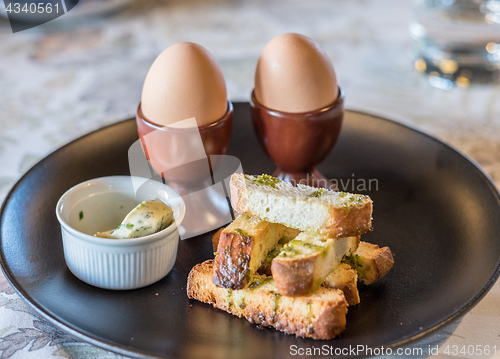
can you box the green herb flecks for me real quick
[278,238,324,258]
[79,211,84,220]
[342,253,367,278]
[248,276,271,290]
[126,223,134,229]
[252,174,281,188]
[342,254,362,270]
[235,228,249,238]
[280,245,299,258]
[227,289,233,309]
[306,302,313,318]
[309,189,327,198]
[238,297,246,309]
[337,192,370,207]
[266,246,282,260]
[270,291,280,319]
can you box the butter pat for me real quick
[96,199,173,239]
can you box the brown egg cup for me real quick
[250,88,345,189]
[136,102,233,238]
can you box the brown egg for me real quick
[254,33,338,113]
[141,42,228,127]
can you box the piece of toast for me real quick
[343,241,394,285]
[323,263,360,306]
[212,215,300,289]
[271,233,360,296]
[188,260,348,340]
[230,173,373,238]
[212,223,297,276]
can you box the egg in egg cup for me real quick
[135,42,235,238]
[251,33,345,190]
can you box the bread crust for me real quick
[326,201,373,238]
[213,231,253,289]
[188,260,348,340]
[230,175,246,216]
[271,255,316,296]
[352,242,394,284]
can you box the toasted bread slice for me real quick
[230,173,372,238]
[323,263,360,306]
[343,241,394,284]
[213,227,281,276]
[271,233,360,296]
[212,215,300,289]
[188,260,348,340]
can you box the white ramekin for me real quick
[56,176,185,290]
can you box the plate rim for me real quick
[1,107,500,358]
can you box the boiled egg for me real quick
[254,33,338,113]
[141,42,228,127]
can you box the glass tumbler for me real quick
[410,0,500,88]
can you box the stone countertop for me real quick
[0,0,499,358]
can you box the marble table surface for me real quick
[0,0,499,358]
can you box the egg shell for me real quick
[254,33,338,113]
[141,42,228,127]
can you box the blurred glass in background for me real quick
[410,0,500,89]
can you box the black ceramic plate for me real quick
[1,104,500,359]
